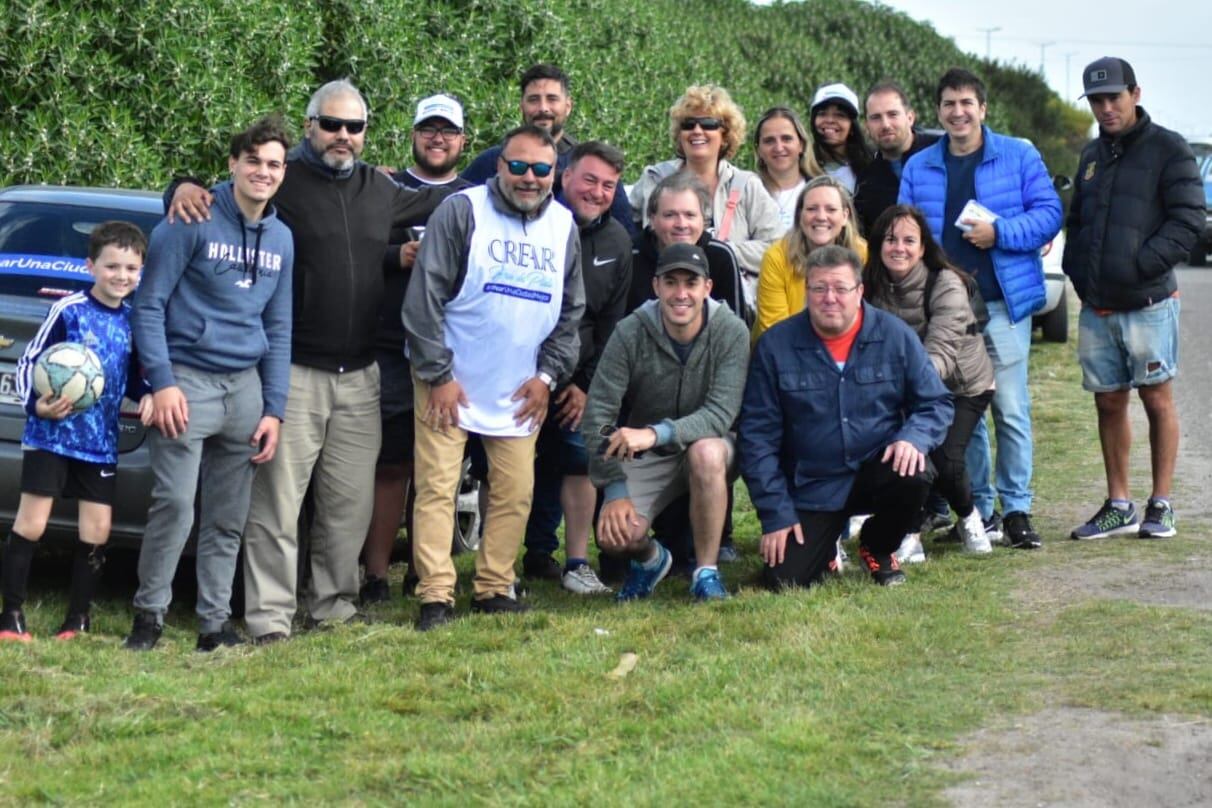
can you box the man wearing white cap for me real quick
[359,94,475,604]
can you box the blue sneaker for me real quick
[690,568,729,601]
[616,542,672,602]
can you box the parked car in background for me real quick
[1034,228,1069,343]
[1191,151,1212,267]
[0,185,163,548]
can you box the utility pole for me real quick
[977,26,1001,60]
[1065,51,1079,99]
[1039,40,1056,75]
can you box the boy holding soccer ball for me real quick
[1,222,153,642]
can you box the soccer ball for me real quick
[33,342,106,413]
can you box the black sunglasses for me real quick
[501,159,554,178]
[415,124,462,139]
[312,116,366,135]
[679,116,723,131]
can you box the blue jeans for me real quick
[967,301,1033,517]
[524,409,589,558]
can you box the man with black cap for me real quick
[1064,57,1203,542]
[582,242,749,602]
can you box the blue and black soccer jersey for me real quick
[15,291,147,465]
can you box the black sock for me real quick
[2,531,38,613]
[66,540,106,617]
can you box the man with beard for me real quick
[360,94,474,604]
[853,80,939,235]
[462,63,636,237]
[404,124,584,631]
[165,80,452,642]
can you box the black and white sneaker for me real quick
[1004,511,1042,549]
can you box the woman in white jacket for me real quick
[629,85,783,309]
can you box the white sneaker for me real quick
[562,564,612,595]
[894,532,926,564]
[958,509,993,554]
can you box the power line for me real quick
[955,34,1211,49]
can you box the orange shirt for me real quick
[818,306,864,366]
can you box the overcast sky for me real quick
[869,0,1212,139]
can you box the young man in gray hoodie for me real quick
[126,116,294,651]
[582,243,749,601]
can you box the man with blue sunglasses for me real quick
[404,124,586,631]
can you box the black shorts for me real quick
[20,449,116,505]
[377,409,416,466]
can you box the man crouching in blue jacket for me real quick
[739,245,952,587]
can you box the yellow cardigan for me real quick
[751,237,868,343]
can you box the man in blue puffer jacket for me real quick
[900,67,1062,549]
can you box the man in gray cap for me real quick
[581,242,749,602]
[1064,57,1203,541]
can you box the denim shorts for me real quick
[1078,296,1179,392]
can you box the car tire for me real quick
[452,457,483,555]
[1039,289,1068,343]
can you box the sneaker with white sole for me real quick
[561,564,612,595]
[894,532,926,564]
[1070,500,1139,540]
[1138,498,1176,539]
[957,509,993,554]
[616,542,673,602]
[690,567,729,601]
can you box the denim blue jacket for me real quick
[739,303,953,533]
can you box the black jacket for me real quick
[629,230,745,320]
[1062,109,1203,310]
[571,207,633,391]
[853,129,939,236]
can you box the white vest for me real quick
[445,185,573,436]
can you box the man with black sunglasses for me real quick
[404,124,585,631]
[461,63,637,238]
[165,79,454,644]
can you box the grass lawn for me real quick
[2,330,1210,806]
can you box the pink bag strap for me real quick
[716,188,742,241]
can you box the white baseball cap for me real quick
[811,83,860,118]
[414,94,464,129]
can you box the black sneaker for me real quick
[1004,511,1042,549]
[303,610,372,631]
[921,511,953,535]
[253,631,289,646]
[124,610,162,651]
[359,575,391,605]
[415,602,455,632]
[196,621,246,652]
[522,552,562,581]
[858,547,907,586]
[402,567,419,598]
[55,612,90,640]
[0,609,32,643]
[470,594,531,614]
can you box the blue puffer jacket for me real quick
[899,127,1063,323]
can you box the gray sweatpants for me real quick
[133,364,263,634]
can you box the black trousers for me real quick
[763,453,934,590]
[928,389,994,523]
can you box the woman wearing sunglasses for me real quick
[808,83,871,193]
[752,106,824,232]
[752,175,867,342]
[862,205,995,560]
[629,85,783,310]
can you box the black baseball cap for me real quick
[1080,57,1136,98]
[655,243,709,277]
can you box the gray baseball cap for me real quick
[1080,57,1136,98]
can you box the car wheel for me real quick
[452,457,483,555]
[1040,289,1068,342]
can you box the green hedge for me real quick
[0,0,1089,189]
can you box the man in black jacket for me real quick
[1064,58,1203,542]
[853,80,938,236]
[167,80,452,642]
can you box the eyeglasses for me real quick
[415,124,462,139]
[807,282,861,298]
[679,117,723,132]
[501,159,554,178]
[312,116,366,134]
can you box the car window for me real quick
[0,201,161,299]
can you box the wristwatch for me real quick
[537,371,557,392]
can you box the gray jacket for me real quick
[583,297,750,497]
[402,178,584,386]
[867,263,994,398]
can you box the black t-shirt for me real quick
[942,145,1001,303]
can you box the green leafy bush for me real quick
[0,0,1089,189]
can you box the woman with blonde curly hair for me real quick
[629,85,783,308]
[752,175,868,341]
[752,106,824,231]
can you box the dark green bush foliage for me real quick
[0,0,1089,189]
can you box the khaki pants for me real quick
[243,363,381,636]
[412,376,538,604]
